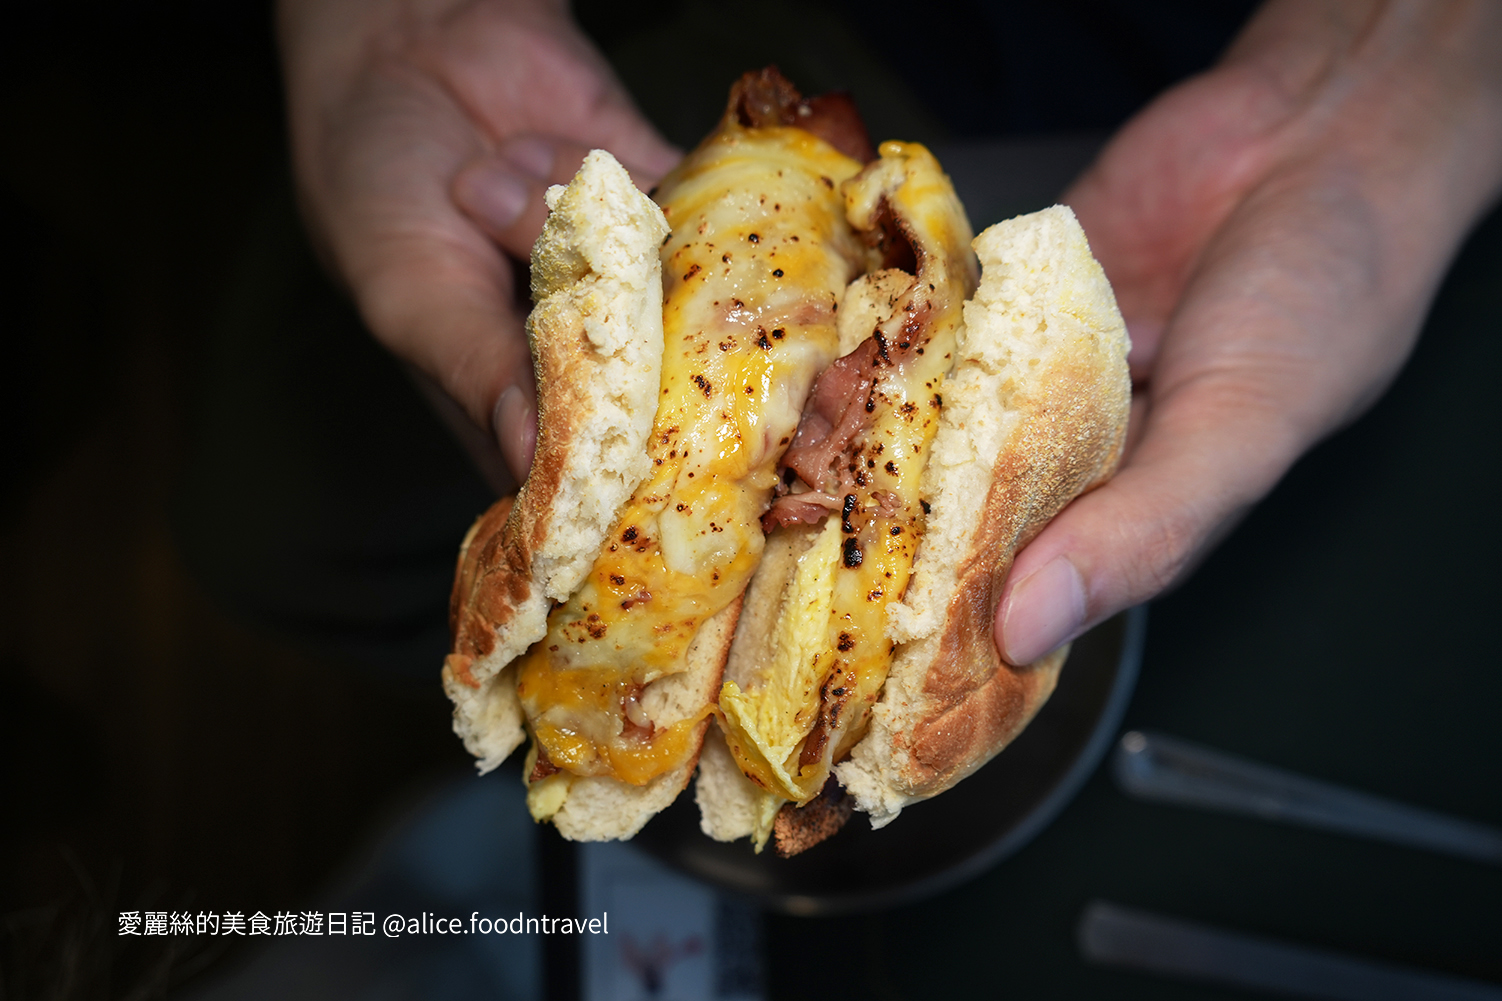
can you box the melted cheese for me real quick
[717,143,978,812]
[515,124,870,785]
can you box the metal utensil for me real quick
[1079,900,1502,1001]
[1112,730,1502,865]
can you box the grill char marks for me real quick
[778,208,926,499]
[713,143,979,846]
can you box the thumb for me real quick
[994,380,1302,665]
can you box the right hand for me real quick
[278,0,679,490]
[995,0,1502,666]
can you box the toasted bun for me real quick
[443,151,669,773]
[446,150,1127,847]
[835,204,1131,825]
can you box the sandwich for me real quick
[444,68,1131,853]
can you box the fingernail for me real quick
[498,135,556,180]
[495,386,537,483]
[457,164,529,232]
[1000,555,1087,665]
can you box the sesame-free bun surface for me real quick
[834,205,1131,826]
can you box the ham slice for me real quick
[761,491,843,532]
[780,265,942,497]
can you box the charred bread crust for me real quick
[772,778,855,857]
[443,495,529,771]
[442,151,670,774]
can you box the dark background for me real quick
[2,2,476,996]
[3,0,1498,998]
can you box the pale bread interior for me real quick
[695,716,763,841]
[528,153,672,604]
[446,150,668,774]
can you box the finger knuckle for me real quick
[1134,503,1203,596]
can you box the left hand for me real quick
[278,0,679,490]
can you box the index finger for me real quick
[452,134,675,261]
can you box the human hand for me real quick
[278,0,678,490]
[996,0,1502,664]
